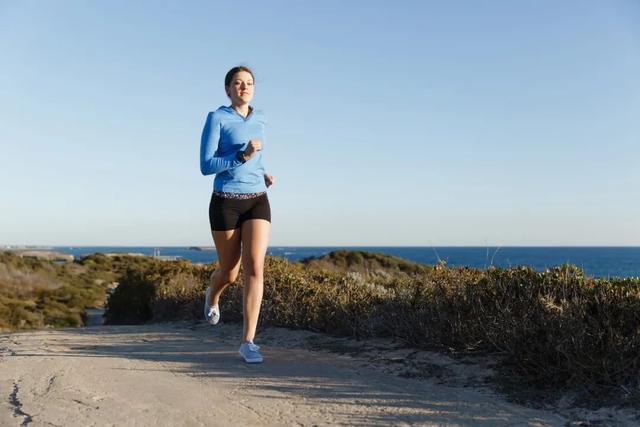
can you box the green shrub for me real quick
[104,268,156,324]
[0,250,150,331]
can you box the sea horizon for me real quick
[5,244,640,247]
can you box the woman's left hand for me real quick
[264,173,275,187]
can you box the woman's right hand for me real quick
[243,139,262,159]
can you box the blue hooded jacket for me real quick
[200,105,268,193]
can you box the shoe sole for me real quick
[238,349,263,363]
[239,354,263,363]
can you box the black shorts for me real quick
[209,193,271,231]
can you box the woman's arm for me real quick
[200,112,244,175]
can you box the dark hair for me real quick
[224,66,255,97]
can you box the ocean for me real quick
[43,246,640,279]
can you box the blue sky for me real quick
[1,0,638,246]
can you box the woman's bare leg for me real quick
[209,228,242,306]
[240,219,271,343]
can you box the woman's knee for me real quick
[242,260,264,278]
[214,267,240,284]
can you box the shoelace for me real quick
[246,342,260,351]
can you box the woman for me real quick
[199,65,275,364]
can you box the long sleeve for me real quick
[200,112,242,175]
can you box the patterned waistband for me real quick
[213,191,266,200]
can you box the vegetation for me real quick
[0,251,161,331]
[300,249,430,276]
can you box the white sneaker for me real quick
[203,286,220,325]
[239,342,263,363]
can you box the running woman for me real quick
[200,65,275,363]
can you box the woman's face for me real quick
[226,71,254,105]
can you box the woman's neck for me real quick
[230,103,252,118]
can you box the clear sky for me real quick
[1,0,638,246]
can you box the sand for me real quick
[1,320,637,426]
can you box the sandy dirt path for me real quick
[0,320,631,426]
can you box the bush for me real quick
[104,268,156,324]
